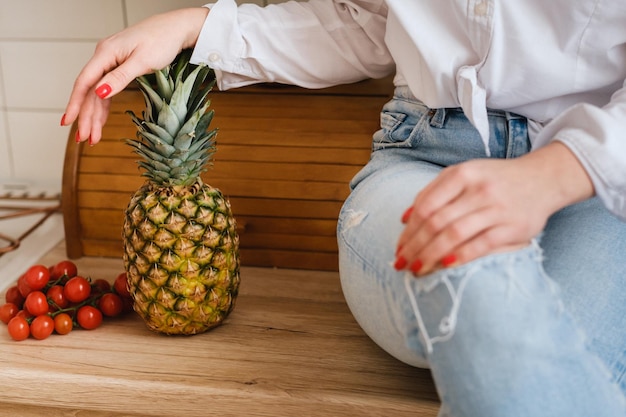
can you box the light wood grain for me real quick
[0,241,439,416]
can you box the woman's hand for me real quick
[394,142,595,276]
[61,7,210,145]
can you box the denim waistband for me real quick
[378,86,531,161]
[393,86,527,124]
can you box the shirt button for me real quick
[474,1,488,16]
[208,53,220,62]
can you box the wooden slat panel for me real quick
[236,216,337,236]
[240,248,339,271]
[77,174,351,201]
[78,193,343,219]
[215,116,376,134]
[230,197,343,220]
[239,233,338,252]
[81,140,371,163]
[81,241,339,271]
[79,157,362,183]
[112,99,385,124]
[79,208,337,240]
[82,239,124,258]
[102,125,375,149]
[80,232,337,254]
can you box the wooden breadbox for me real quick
[62,77,393,271]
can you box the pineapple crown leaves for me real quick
[126,50,218,187]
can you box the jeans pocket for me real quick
[372,102,429,151]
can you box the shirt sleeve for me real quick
[532,79,626,221]
[190,0,393,90]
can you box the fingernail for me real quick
[441,254,457,267]
[394,256,407,270]
[95,83,112,99]
[401,207,414,223]
[88,136,94,146]
[60,114,66,126]
[410,259,423,274]
[75,130,81,143]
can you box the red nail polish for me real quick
[95,83,112,99]
[401,207,414,223]
[441,254,457,267]
[60,114,66,126]
[75,131,81,143]
[394,256,407,270]
[88,136,94,146]
[410,259,423,274]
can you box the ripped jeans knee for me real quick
[402,241,550,355]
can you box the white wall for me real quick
[0,0,271,195]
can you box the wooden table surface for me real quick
[0,242,439,417]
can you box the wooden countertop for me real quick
[0,242,439,416]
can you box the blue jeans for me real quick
[337,87,626,416]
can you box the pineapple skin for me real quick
[123,180,240,335]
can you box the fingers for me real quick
[73,88,111,145]
[62,43,136,129]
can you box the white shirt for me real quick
[191,0,626,220]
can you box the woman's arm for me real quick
[191,0,392,90]
[62,0,392,146]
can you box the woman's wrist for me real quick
[520,141,595,213]
[179,7,211,49]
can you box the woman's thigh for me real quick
[337,157,440,367]
[541,198,626,391]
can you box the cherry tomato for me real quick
[92,279,111,294]
[0,303,19,324]
[15,309,33,320]
[113,272,131,298]
[50,260,78,281]
[54,313,73,335]
[63,276,91,303]
[98,293,123,317]
[24,264,50,290]
[76,306,102,330]
[24,291,49,316]
[17,274,33,298]
[30,315,54,340]
[5,285,25,308]
[46,285,68,310]
[7,316,30,341]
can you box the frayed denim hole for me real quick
[338,207,391,290]
[404,241,547,355]
[404,265,479,355]
[529,240,568,318]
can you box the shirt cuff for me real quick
[190,0,260,90]
[534,103,626,220]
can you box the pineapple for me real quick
[123,50,240,335]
